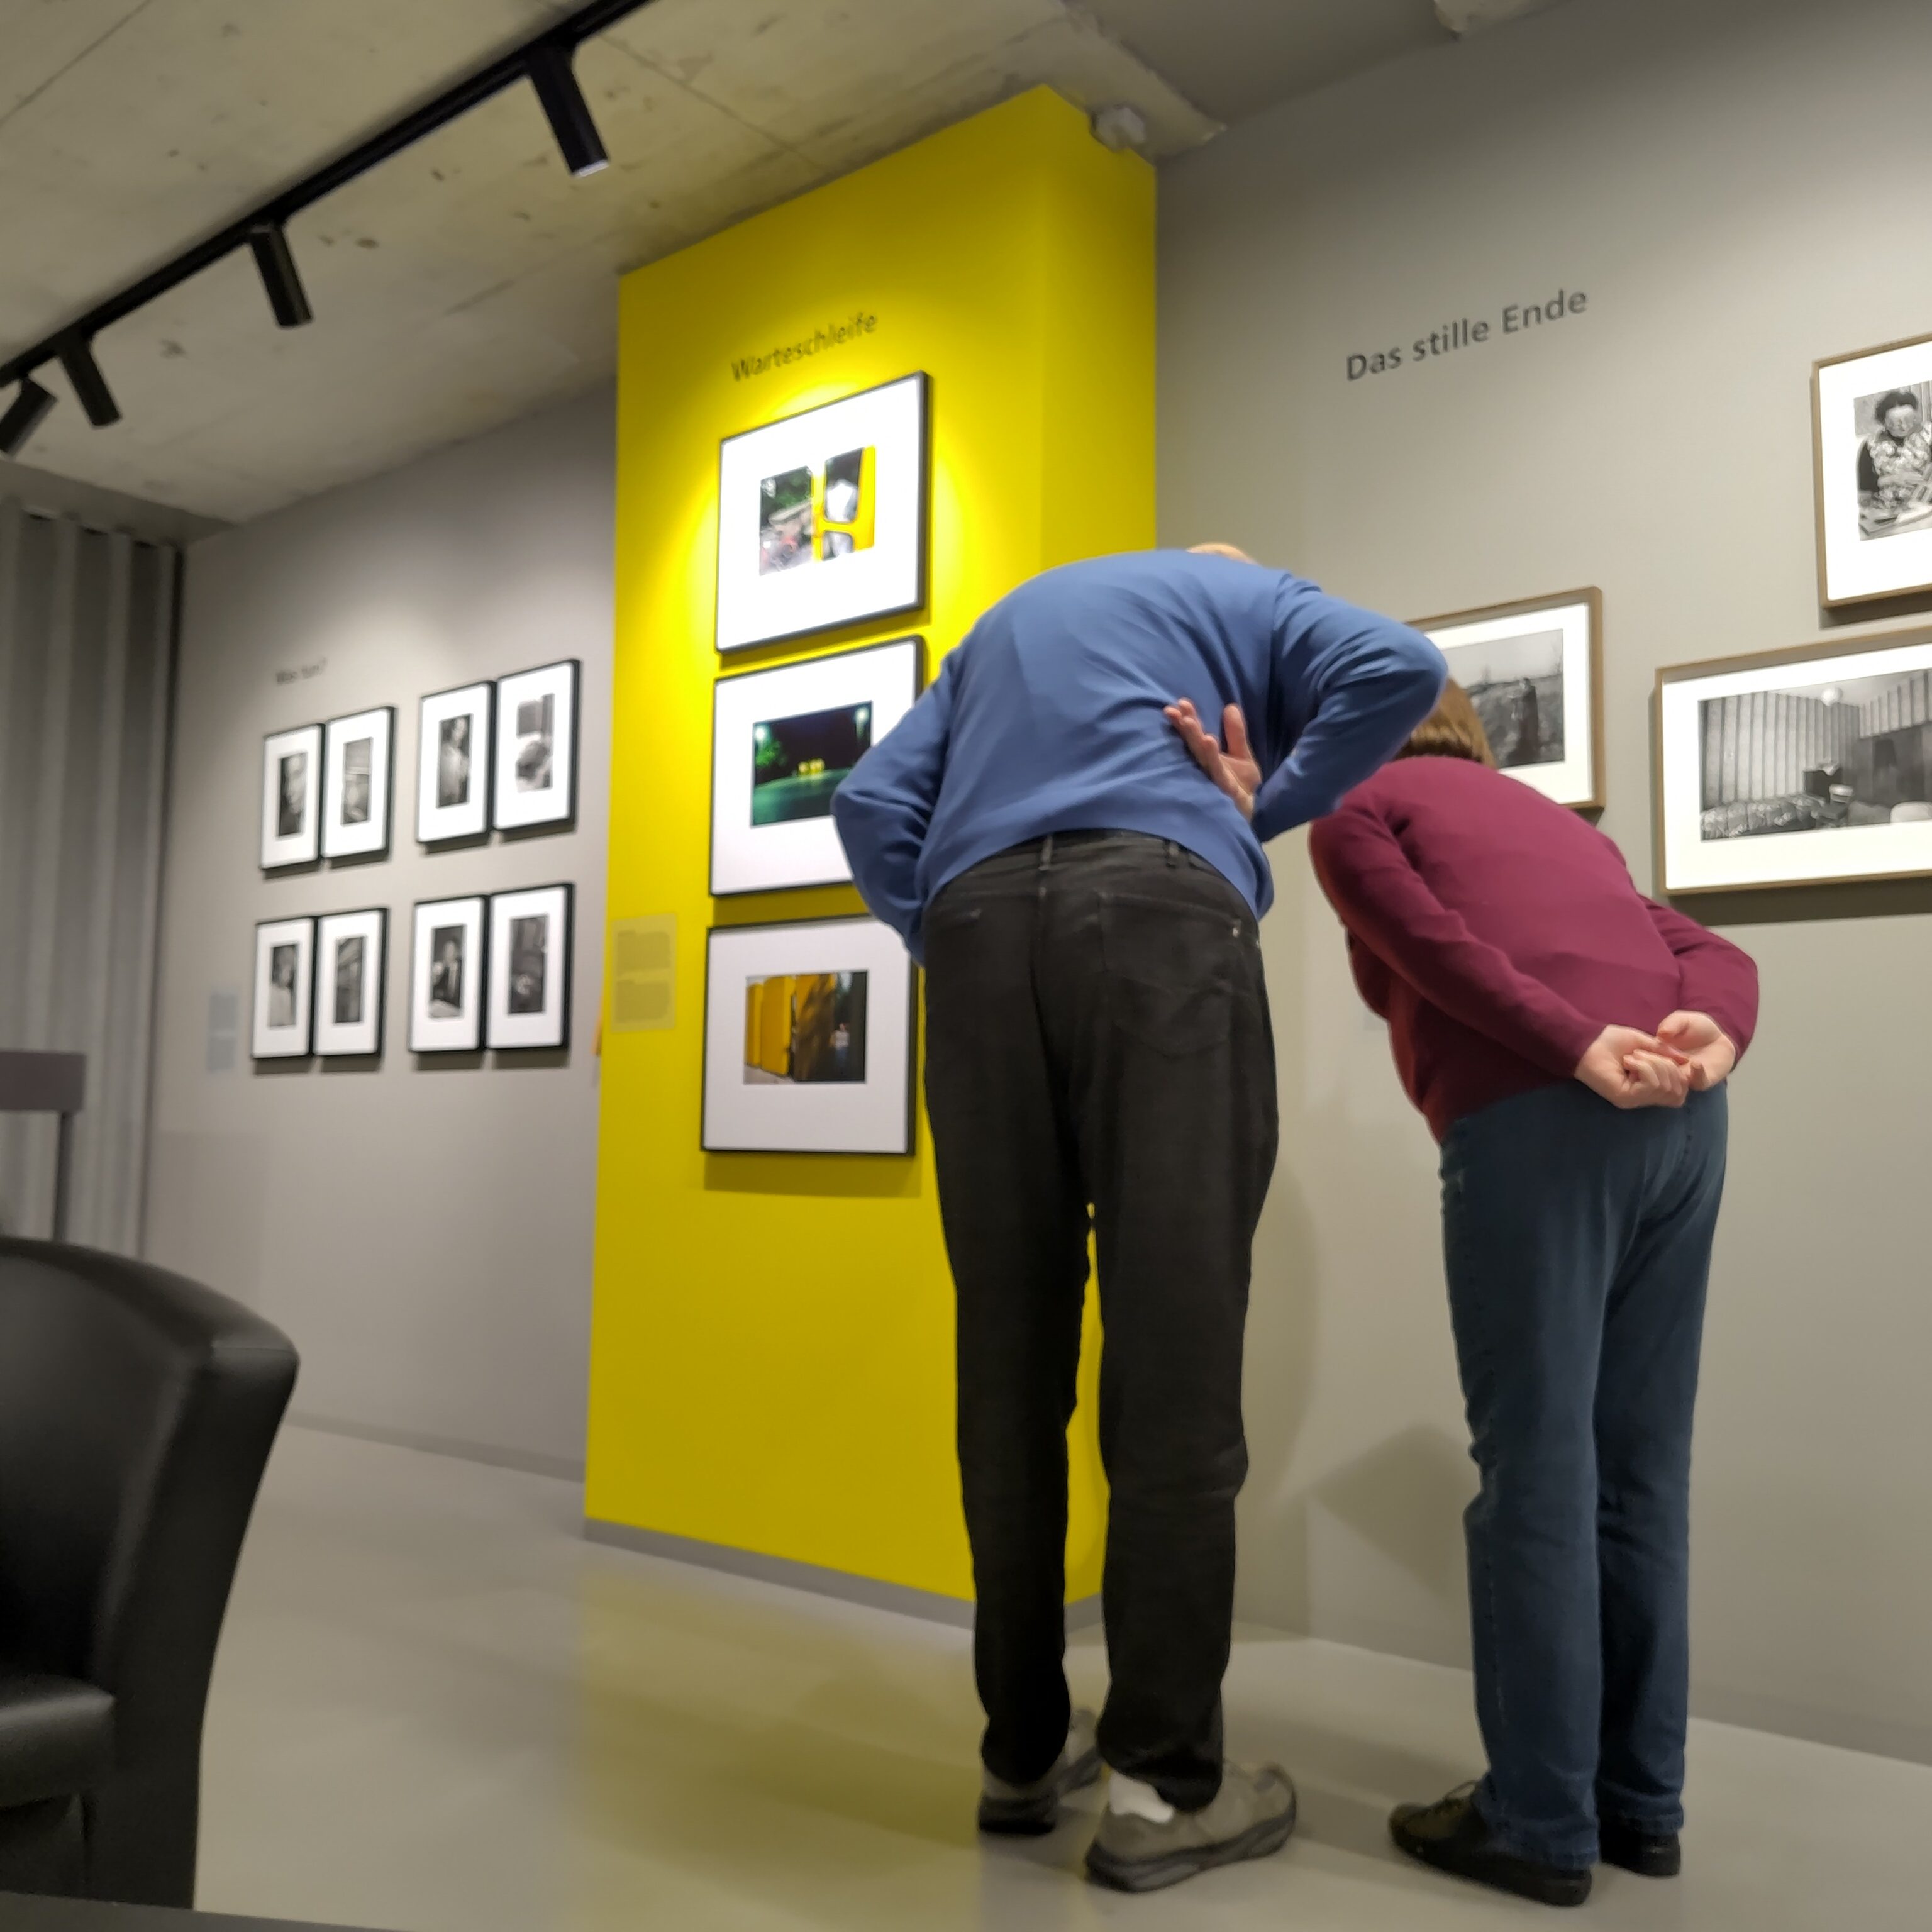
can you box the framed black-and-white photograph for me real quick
[1415,590,1603,810]
[715,372,929,653]
[321,706,394,860]
[409,895,486,1053]
[702,916,915,1155]
[1657,627,1932,892]
[314,908,386,1057]
[260,723,321,870]
[492,660,578,833]
[486,884,572,1050]
[1815,333,1932,608]
[710,636,924,896]
[418,681,492,845]
[251,916,314,1060]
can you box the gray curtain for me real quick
[0,497,177,1250]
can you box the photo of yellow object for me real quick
[743,970,868,1084]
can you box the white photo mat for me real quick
[418,682,492,844]
[252,916,314,1059]
[1816,335,1932,606]
[702,916,914,1154]
[322,707,394,859]
[487,884,572,1050]
[1421,595,1599,809]
[260,723,321,870]
[1658,633,1932,892]
[715,373,928,653]
[711,636,923,895]
[314,908,387,1057]
[492,661,578,832]
[409,896,486,1053]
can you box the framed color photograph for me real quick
[418,681,492,845]
[710,635,924,895]
[409,895,486,1053]
[1815,333,1932,607]
[1657,627,1932,893]
[314,907,386,1057]
[251,916,314,1060]
[492,660,578,833]
[1415,591,1603,809]
[702,916,915,1155]
[486,884,572,1050]
[715,372,929,653]
[260,722,322,869]
[321,706,394,860]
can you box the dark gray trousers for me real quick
[923,830,1277,1810]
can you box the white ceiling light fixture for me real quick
[1091,103,1150,153]
[1435,0,1563,35]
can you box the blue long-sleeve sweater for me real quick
[830,550,1446,960]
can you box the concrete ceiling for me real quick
[0,0,1467,525]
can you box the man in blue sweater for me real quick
[831,545,1443,1892]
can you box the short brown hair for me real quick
[1396,679,1497,766]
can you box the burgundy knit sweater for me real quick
[1307,757,1760,1141]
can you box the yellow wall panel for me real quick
[587,89,1154,1604]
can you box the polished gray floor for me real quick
[198,1428,1932,1931]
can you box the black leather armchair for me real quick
[0,1240,297,1906]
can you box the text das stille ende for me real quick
[1348,289,1588,382]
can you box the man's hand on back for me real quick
[1165,699,1262,821]
[1655,1010,1737,1089]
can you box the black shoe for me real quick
[977,1710,1102,1835]
[1599,1816,1682,1877]
[1390,1784,1592,1908]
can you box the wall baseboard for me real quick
[585,1517,1101,1633]
[287,1411,586,1484]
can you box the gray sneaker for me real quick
[977,1709,1103,1835]
[1085,1761,1297,1892]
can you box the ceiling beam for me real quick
[1434,0,1563,35]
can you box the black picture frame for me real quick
[491,660,580,835]
[713,370,931,654]
[486,882,574,1052]
[700,913,918,1156]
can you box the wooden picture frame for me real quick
[1411,588,1605,811]
[1814,331,1932,609]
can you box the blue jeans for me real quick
[1440,1080,1728,1869]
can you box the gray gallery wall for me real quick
[1160,0,1932,1763]
[145,386,613,1478]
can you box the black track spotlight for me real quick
[0,375,56,458]
[57,335,120,428]
[248,221,314,328]
[526,43,609,177]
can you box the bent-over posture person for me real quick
[832,546,1443,1892]
[1284,682,1758,1909]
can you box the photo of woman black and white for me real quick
[1855,383,1932,541]
[333,936,364,1026]
[508,915,547,1016]
[277,752,307,837]
[340,737,373,824]
[268,945,298,1029]
[429,927,465,1017]
[438,714,471,808]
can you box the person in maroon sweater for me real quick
[1170,681,1758,1909]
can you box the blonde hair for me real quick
[1187,542,1255,562]
[1396,679,1497,767]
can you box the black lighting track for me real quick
[0,0,660,418]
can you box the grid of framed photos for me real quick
[258,658,579,873]
[1415,590,1602,811]
[701,916,916,1155]
[716,373,929,653]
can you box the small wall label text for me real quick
[731,312,877,382]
